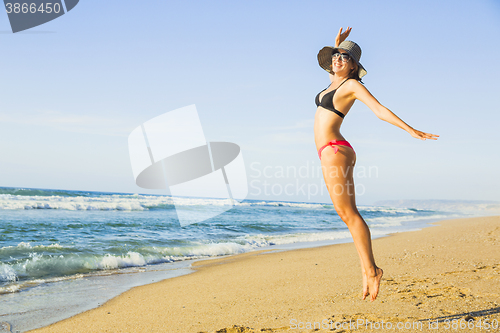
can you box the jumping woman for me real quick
[314,27,439,301]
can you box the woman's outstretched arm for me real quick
[351,80,439,140]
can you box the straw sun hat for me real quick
[317,40,367,78]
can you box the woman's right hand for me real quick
[335,27,352,47]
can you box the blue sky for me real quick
[1,0,499,204]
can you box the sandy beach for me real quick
[27,216,499,332]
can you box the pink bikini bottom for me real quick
[318,140,355,160]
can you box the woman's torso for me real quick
[314,79,355,150]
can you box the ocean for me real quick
[0,186,492,332]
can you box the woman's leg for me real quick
[321,146,383,301]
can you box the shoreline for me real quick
[1,215,447,332]
[0,260,194,333]
[26,215,500,332]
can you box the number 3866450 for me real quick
[5,3,62,14]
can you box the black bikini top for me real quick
[315,79,349,119]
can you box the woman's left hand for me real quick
[410,128,439,140]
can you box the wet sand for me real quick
[28,216,500,332]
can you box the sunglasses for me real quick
[332,52,351,62]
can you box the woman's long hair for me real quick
[349,62,363,83]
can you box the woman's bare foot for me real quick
[365,267,383,301]
[362,272,368,300]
